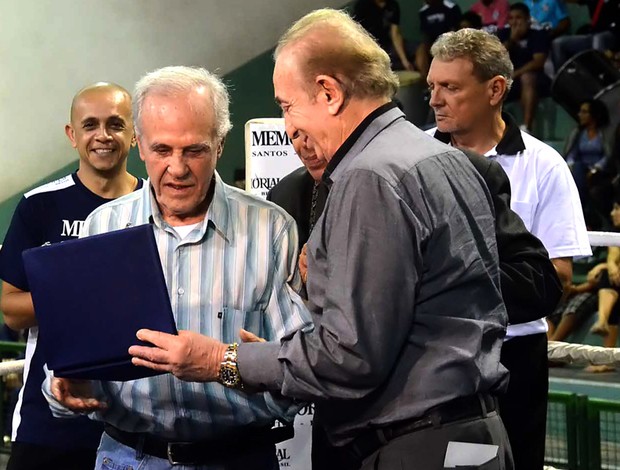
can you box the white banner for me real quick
[244,118,303,197]
[245,118,311,470]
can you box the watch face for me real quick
[220,364,240,388]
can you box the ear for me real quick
[216,137,225,159]
[315,75,345,116]
[488,76,507,107]
[136,137,146,162]
[131,133,137,148]
[65,124,77,148]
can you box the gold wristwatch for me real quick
[218,343,243,389]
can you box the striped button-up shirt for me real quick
[47,172,312,440]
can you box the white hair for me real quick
[133,66,232,139]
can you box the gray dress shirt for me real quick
[240,104,509,445]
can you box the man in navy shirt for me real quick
[353,0,415,71]
[497,2,551,132]
[0,82,142,470]
[417,0,462,77]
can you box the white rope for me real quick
[588,231,620,247]
[548,341,620,365]
[0,341,608,376]
[0,359,25,376]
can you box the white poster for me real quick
[245,118,311,470]
[245,118,303,197]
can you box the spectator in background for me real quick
[565,99,615,228]
[417,0,462,77]
[460,10,484,30]
[590,124,620,230]
[354,0,414,71]
[524,0,571,39]
[590,201,620,345]
[553,0,619,71]
[497,2,551,132]
[470,0,510,31]
[547,262,603,341]
[233,167,245,189]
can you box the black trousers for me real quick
[7,441,96,470]
[499,333,548,470]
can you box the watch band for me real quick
[218,342,243,389]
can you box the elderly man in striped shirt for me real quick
[46,66,312,470]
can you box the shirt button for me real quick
[178,288,185,296]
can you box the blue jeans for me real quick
[95,432,279,470]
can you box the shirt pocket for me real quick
[221,307,263,344]
[511,200,535,231]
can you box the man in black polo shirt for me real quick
[353,0,414,71]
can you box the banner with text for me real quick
[245,118,303,198]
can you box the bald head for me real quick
[65,82,135,174]
[70,82,132,123]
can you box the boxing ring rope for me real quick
[548,341,620,365]
[587,231,620,247]
[0,230,619,378]
[0,359,24,376]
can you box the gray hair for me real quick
[274,8,399,101]
[431,29,513,94]
[133,66,232,139]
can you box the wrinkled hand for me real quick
[299,243,308,284]
[129,330,227,382]
[51,377,106,413]
[240,329,266,343]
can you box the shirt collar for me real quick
[432,112,526,156]
[322,101,401,187]
[146,171,233,243]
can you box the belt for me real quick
[104,423,294,466]
[345,394,498,463]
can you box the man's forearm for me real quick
[391,27,411,69]
[551,257,573,301]
[1,282,36,330]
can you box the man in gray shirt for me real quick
[126,9,513,469]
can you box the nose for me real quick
[166,153,190,179]
[95,124,112,141]
[428,88,442,108]
[284,119,299,142]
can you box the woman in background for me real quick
[565,99,616,228]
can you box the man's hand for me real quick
[129,330,228,382]
[240,328,266,343]
[51,377,106,413]
[299,243,308,284]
